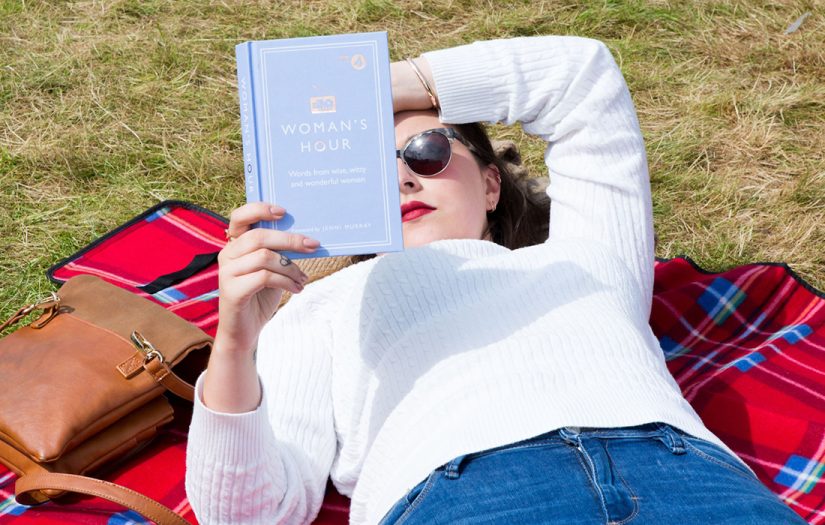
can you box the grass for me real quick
[1,0,823,319]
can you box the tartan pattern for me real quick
[776,455,825,495]
[3,202,824,524]
[49,203,227,336]
[697,277,746,325]
[652,257,825,524]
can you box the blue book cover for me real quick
[236,32,402,259]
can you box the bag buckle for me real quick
[130,331,165,364]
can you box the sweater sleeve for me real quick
[185,294,336,525]
[423,36,655,313]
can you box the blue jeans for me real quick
[378,423,806,524]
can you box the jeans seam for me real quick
[682,439,756,482]
[586,430,661,440]
[603,440,640,525]
[568,441,610,523]
[393,471,438,525]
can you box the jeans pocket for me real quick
[683,437,756,481]
[392,470,439,525]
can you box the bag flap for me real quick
[57,275,213,366]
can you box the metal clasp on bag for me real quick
[130,330,164,364]
[25,292,60,329]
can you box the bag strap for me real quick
[0,293,60,333]
[15,472,190,525]
[129,331,196,402]
[0,308,27,333]
[143,358,195,402]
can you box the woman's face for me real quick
[394,111,500,249]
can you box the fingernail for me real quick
[303,238,320,248]
[300,272,309,283]
[270,205,285,216]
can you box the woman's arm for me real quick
[186,298,336,525]
[422,36,655,314]
[186,203,335,524]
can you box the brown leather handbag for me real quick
[0,275,213,525]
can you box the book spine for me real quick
[236,42,262,204]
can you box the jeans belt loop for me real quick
[657,423,687,455]
[444,454,468,480]
[558,427,582,446]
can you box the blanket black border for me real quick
[46,200,229,285]
[656,255,825,299]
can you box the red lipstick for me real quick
[401,200,435,223]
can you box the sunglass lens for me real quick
[404,132,451,176]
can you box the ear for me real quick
[483,163,501,206]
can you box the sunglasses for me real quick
[396,128,477,177]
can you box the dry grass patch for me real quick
[631,1,824,285]
[1,0,823,318]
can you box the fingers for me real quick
[226,202,286,240]
[222,227,320,260]
[220,203,321,299]
[224,202,320,256]
[223,248,309,293]
[228,269,305,299]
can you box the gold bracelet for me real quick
[406,57,438,109]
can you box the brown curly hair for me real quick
[452,122,550,250]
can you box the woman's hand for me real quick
[215,202,319,357]
[203,202,319,413]
[391,57,438,113]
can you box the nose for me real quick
[397,157,422,193]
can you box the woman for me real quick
[186,36,805,524]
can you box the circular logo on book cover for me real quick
[351,54,366,70]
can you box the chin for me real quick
[402,238,431,249]
[402,226,431,249]
[403,233,438,249]
[402,231,466,249]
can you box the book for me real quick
[235,32,402,259]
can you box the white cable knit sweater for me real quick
[186,36,735,525]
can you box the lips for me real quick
[401,201,436,223]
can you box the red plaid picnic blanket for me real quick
[651,257,825,523]
[46,201,226,336]
[2,202,823,523]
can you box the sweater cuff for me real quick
[188,370,274,466]
[422,40,509,125]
